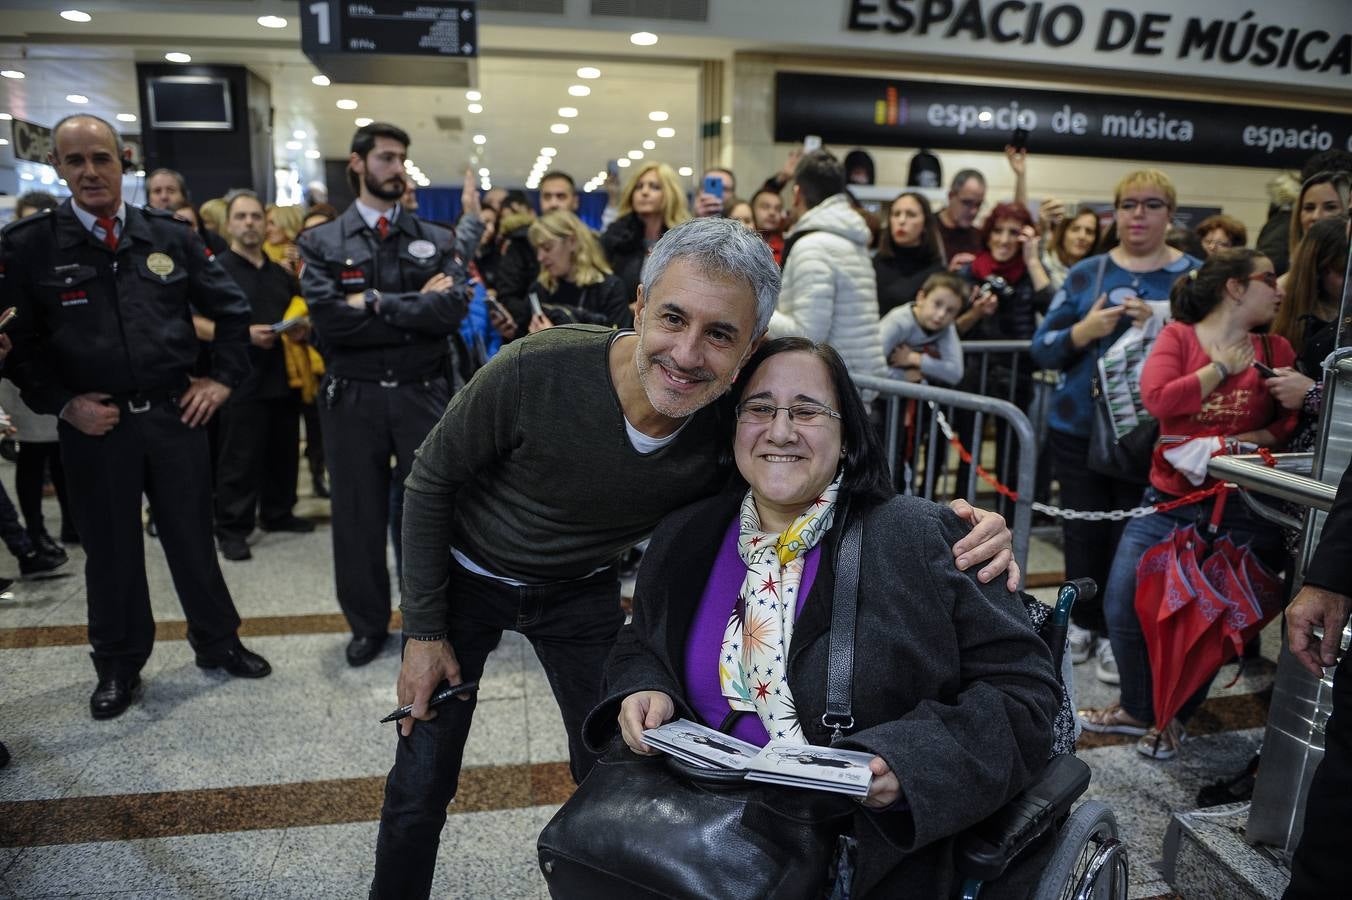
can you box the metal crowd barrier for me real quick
[853,373,1038,581]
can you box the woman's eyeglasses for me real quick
[1117,199,1169,213]
[1247,271,1279,289]
[1201,239,1233,252]
[736,401,841,426]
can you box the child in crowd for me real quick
[880,272,966,386]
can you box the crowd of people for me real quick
[1,109,1350,897]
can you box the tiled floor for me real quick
[0,481,1288,898]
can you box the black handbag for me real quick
[537,511,866,900]
[1084,254,1157,485]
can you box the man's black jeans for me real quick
[371,559,624,899]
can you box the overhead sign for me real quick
[299,0,478,86]
[775,72,1352,169]
[10,118,53,165]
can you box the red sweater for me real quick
[1140,322,1298,498]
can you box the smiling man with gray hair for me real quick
[370,216,1019,897]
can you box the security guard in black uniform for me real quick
[1,114,272,720]
[299,122,468,667]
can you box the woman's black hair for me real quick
[721,337,893,506]
[876,190,944,263]
[1169,248,1263,324]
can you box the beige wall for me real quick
[727,53,1352,243]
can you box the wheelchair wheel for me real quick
[1031,800,1127,900]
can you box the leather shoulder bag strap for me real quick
[822,506,864,743]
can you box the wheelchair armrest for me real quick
[953,754,1092,883]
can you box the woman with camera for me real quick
[1030,170,1200,684]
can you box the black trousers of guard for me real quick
[59,399,243,680]
[318,376,450,639]
[215,394,301,539]
[1284,648,1352,898]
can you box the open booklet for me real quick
[642,719,874,798]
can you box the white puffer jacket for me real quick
[770,194,886,391]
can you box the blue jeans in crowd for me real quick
[370,558,624,899]
[1104,486,1288,726]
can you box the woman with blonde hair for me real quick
[265,203,305,275]
[602,162,690,305]
[199,197,228,235]
[524,210,631,332]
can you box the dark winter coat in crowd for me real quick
[873,246,945,316]
[532,273,633,329]
[600,212,658,307]
[495,218,541,325]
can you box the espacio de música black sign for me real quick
[774,72,1352,169]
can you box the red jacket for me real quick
[1141,322,1298,498]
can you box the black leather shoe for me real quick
[19,549,67,578]
[196,645,272,678]
[91,675,142,719]
[346,634,387,667]
[218,537,252,561]
[34,534,68,562]
[261,515,315,534]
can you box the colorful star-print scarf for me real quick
[718,472,842,743]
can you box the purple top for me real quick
[682,517,822,747]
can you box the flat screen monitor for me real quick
[146,76,233,130]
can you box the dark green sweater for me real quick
[400,325,729,634]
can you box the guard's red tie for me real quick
[376,215,390,240]
[94,216,119,250]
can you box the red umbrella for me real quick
[1210,534,1284,643]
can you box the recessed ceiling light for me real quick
[550,123,569,134]
[577,66,601,79]
[292,129,306,139]
[165,52,191,63]
[721,115,732,125]
[116,113,138,123]
[558,107,578,118]
[567,85,591,97]
[467,103,482,114]
[60,10,92,23]
[465,90,481,102]
[135,169,145,177]
[312,74,331,86]
[472,134,486,145]
[541,147,557,156]
[478,167,490,177]
[656,126,675,138]
[642,140,656,150]
[403,160,414,170]
[648,111,668,122]
[628,150,644,160]
[19,172,34,181]
[617,158,631,168]
[630,32,658,46]
[0,138,8,146]
[286,140,302,150]
[257,15,287,29]
[354,117,373,127]
[305,149,321,159]
[678,166,693,177]
[336,98,358,110]
[66,94,89,104]
[0,113,11,120]
[1,70,26,80]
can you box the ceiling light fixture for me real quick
[1,70,26,79]
[336,98,358,109]
[678,166,693,177]
[558,107,578,118]
[257,15,288,28]
[165,52,191,63]
[540,147,557,156]
[60,10,92,23]
[656,126,675,138]
[293,129,307,139]
[66,94,89,104]
[116,113,138,123]
[0,113,11,120]
[305,149,321,159]
[567,85,591,97]
[577,66,601,79]
[354,117,373,127]
[19,172,34,181]
[286,140,302,150]
[550,123,569,134]
[617,158,631,168]
[472,134,487,145]
[478,168,490,177]
[0,139,8,146]
[630,31,658,46]
[648,110,668,122]
[467,103,482,114]
[642,140,655,150]
[627,150,643,160]
[465,90,481,101]
[312,74,331,86]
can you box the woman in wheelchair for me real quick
[581,338,1063,898]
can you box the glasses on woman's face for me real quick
[736,401,841,426]
[1202,238,1232,252]
[1248,271,1279,289]
[1117,198,1169,213]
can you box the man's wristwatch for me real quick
[364,289,382,314]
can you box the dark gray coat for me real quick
[583,491,1060,898]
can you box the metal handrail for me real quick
[1206,453,1338,513]
[854,373,1037,582]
